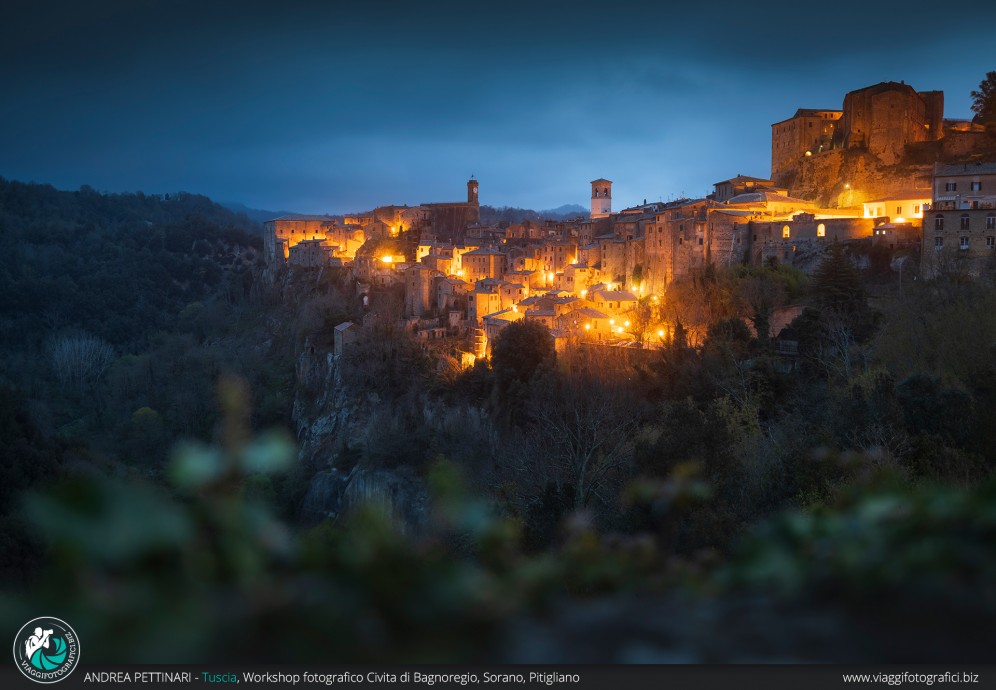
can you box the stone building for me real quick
[462,246,506,282]
[404,265,442,318]
[264,214,337,264]
[861,191,931,225]
[922,162,996,276]
[643,199,721,291]
[713,175,788,203]
[746,214,873,266]
[288,238,334,267]
[416,178,482,242]
[838,82,943,165]
[771,111,842,181]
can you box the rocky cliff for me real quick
[291,340,431,533]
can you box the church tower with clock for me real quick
[467,177,479,205]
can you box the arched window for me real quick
[961,214,971,231]
[817,223,826,237]
[935,215,944,231]
[782,225,791,238]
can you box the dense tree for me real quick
[525,372,639,510]
[811,243,866,315]
[970,70,996,134]
[490,320,555,425]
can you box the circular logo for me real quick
[12,617,80,684]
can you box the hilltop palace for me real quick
[264,81,996,358]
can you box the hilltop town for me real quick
[264,80,996,360]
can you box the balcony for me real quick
[926,199,996,211]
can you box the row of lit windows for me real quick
[935,236,996,249]
[781,224,827,238]
[934,214,996,230]
[943,181,985,192]
[870,204,923,216]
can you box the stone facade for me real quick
[922,162,996,277]
[838,82,943,165]
[771,111,842,181]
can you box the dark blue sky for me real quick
[2,0,995,214]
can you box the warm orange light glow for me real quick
[616,327,624,334]
[584,323,591,330]
[380,256,393,264]
[580,289,587,297]
[894,217,906,223]
[624,320,630,328]
[657,329,665,337]
[609,319,615,326]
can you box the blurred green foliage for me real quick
[1,377,722,662]
[724,462,996,618]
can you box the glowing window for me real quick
[817,223,826,237]
[782,225,791,238]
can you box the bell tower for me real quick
[590,178,612,218]
[467,176,479,205]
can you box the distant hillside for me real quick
[479,204,587,225]
[221,201,298,225]
[540,203,588,217]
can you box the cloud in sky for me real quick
[2,0,995,212]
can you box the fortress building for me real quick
[771,81,944,188]
[838,82,943,165]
